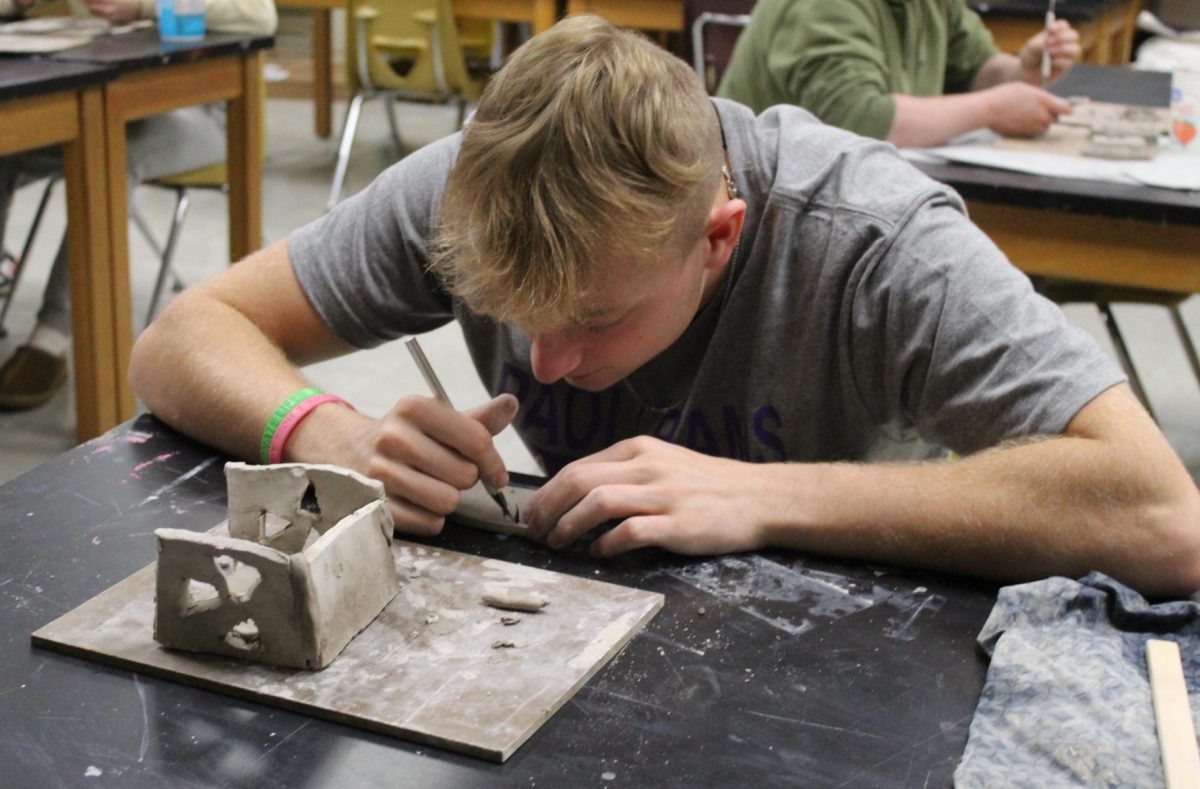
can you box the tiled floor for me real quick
[0,95,1197,486]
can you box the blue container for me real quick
[156,0,205,42]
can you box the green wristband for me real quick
[260,387,324,464]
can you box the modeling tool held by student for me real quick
[405,337,517,524]
[1042,0,1058,80]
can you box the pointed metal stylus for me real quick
[404,337,517,523]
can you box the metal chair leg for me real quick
[1098,302,1157,422]
[131,194,186,294]
[384,92,405,160]
[1169,304,1200,390]
[328,91,369,211]
[455,96,468,130]
[130,199,163,258]
[145,187,190,327]
[0,176,60,337]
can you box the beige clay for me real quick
[481,589,549,613]
[154,462,399,670]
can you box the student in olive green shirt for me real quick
[718,0,1081,147]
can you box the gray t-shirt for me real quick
[290,99,1123,475]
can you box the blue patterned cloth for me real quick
[955,573,1200,787]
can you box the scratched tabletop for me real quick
[0,415,997,787]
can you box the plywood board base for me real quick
[32,534,663,762]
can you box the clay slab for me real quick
[454,480,538,537]
[32,535,663,762]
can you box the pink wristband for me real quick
[267,394,354,464]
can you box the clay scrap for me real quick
[482,588,550,613]
[154,462,399,670]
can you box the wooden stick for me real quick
[1146,639,1200,789]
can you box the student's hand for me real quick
[355,393,518,535]
[525,436,775,558]
[1019,19,1081,84]
[983,82,1071,137]
[82,0,141,24]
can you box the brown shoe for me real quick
[0,345,67,411]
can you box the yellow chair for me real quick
[133,73,269,327]
[327,0,492,210]
[132,162,231,327]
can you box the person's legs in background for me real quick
[0,104,226,411]
[0,162,20,296]
[0,151,60,296]
[0,148,70,410]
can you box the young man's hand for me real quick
[82,0,142,24]
[525,436,779,558]
[1018,19,1081,84]
[983,82,1071,137]
[328,393,518,536]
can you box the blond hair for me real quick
[430,14,724,330]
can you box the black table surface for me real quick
[50,28,273,72]
[968,0,1128,23]
[0,57,116,101]
[0,416,998,787]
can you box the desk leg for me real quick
[100,88,139,431]
[228,50,265,262]
[63,87,119,441]
[314,9,333,139]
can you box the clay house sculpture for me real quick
[154,463,399,670]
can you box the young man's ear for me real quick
[703,198,746,271]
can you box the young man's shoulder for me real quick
[719,100,958,223]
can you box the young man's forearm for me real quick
[129,239,362,464]
[970,53,1025,90]
[131,292,320,460]
[756,392,1200,596]
[887,92,994,148]
[888,82,1067,147]
[129,239,510,520]
[886,52,1054,148]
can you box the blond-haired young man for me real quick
[131,16,1200,596]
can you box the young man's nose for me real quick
[529,332,584,384]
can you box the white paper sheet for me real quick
[904,132,1200,191]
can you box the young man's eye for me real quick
[586,316,622,333]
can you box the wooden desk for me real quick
[565,0,682,32]
[276,0,343,138]
[914,160,1200,293]
[455,0,556,33]
[0,60,116,441]
[52,31,273,436]
[971,0,1144,65]
[3,414,995,785]
[277,0,557,140]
